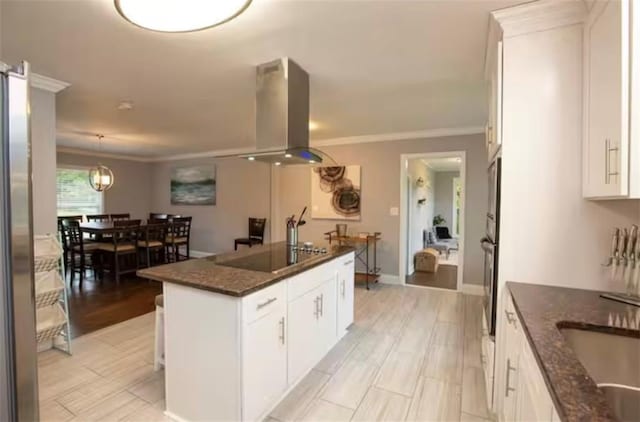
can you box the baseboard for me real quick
[462,284,484,296]
[189,250,215,258]
[379,273,402,285]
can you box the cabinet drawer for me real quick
[242,281,286,324]
[288,261,336,302]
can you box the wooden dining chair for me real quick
[149,213,168,220]
[166,217,192,262]
[87,214,109,223]
[234,218,267,250]
[58,215,84,271]
[138,222,168,268]
[97,223,140,284]
[61,219,100,287]
[110,213,130,221]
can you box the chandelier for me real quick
[89,135,115,192]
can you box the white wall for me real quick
[499,23,640,296]
[31,88,57,235]
[434,170,460,233]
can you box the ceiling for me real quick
[1,0,522,158]
[421,157,461,172]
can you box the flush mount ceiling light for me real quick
[114,0,253,33]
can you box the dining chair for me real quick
[114,219,141,227]
[234,218,267,250]
[149,213,168,220]
[86,214,110,223]
[58,216,84,271]
[110,213,130,221]
[97,223,140,284]
[166,216,192,262]
[61,219,100,287]
[138,222,168,268]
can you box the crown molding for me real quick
[57,147,153,163]
[311,126,485,148]
[58,126,485,163]
[31,73,70,93]
[492,0,587,38]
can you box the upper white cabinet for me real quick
[486,37,504,161]
[583,0,640,199]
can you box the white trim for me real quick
[31,73,70,93]
[189,250,215,258]
[312,126,485,148]
[378,273,402,285]
[399,151,466,292]
[56,127,485,164]
[403,283,460,295]
[492,0,587,38]
[462,284,484,296]
[57,147,153,163]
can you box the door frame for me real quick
[399,151,466,291]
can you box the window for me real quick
[452,177,461,237]
[56,167,103,217]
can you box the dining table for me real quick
[79,221,149,235]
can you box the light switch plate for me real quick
[390,207,399,216]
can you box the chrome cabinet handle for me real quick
[505,358,516,397]
[344,260,353,266]
[257,297,277,310]
[314,296,320,319]
[504,310,516,325]
[341,280,346,297]
[278,317,285,345]
[319,294,324,317]
[605,138,609,184]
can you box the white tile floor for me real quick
[38,284,492,422]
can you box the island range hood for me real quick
[237,58,335,166]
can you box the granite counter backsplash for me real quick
[507,282,640,422]
[137,242,355,297]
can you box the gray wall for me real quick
[56,152,153,221]
[407,159,434,274]
[150,158,271,254]
[274,133,488,286]
[32,88,57,235]
[434,170,460,233]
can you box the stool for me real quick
[154,294,164,371]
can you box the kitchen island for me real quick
[138,242,355,422]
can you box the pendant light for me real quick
[114,0,253,33]
[89,135,115,192]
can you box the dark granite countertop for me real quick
[137,242,355,297]
[507,282,640,422]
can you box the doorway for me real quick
[399,152,466,290]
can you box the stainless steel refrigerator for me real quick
[0,61,39,421]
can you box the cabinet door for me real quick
[487,40,503,161]
[242,310,287,421]
[515,336,553,422]
[337,256,355,334]
[317,276,338,354]
[584,0,630,198]
[501,302,522,422]
[287,285,322,384]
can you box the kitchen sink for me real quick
[560,328,640,421]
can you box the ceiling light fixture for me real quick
[274,162,281,166]
[308,120,319,131]
[89,135,115,192]
[114,0,253,33]
[247,156,255,161]
[284,153,292,158]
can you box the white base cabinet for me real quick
[163,252,355,422]
[497,291,560,422]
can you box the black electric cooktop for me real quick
[217,244,328,274]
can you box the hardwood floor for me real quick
[38,284,492,422]
[66,273,162,338]
[406,264,458,290]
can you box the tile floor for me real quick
[38,284,492,422]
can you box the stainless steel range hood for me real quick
[238,58,335,166]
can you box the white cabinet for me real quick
[288,284,325,384]
[497,291,558,422]
[242,307,287,421]
[583,0,640,199]
[481,308,495,412]
[336,253,355,334]
[486,36,503,161]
